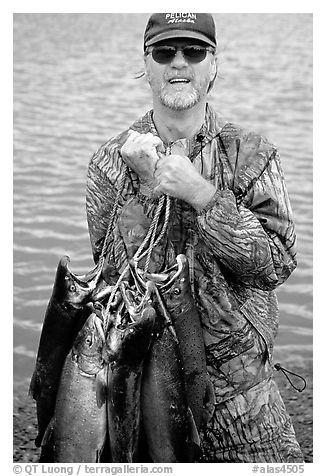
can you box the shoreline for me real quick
[13,361,313,463]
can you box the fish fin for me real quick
[201,376,216,427]
[96,367,108,408]
[186,407,201,462]
[38,418,55,462]
[187,407,201,447]
[38,416,55,448]
[28,370,39,400]
[96,442,108,464]
[39,442,55,463]
[35,433,43,448]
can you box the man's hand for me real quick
[120,130,216,210]
[153,154,216,211]
[120,130,164,187]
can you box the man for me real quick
[86,13,304,463]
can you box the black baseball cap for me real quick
[144,13,217,50]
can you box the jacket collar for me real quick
[130,103,228,152]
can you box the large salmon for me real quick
[29,256,102,447]
[134,255,215,436]
[106,281,156,462]
[158,254,215,432]
[140,298,198,463]
[44,306,108,462]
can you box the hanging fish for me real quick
[139,292,200,463]
[133,255,215,442]
[157,254,216,432]
[29,256,102,448]
[106,281,156,462]
[42,304,108,462]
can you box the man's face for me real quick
[144,38,217,111]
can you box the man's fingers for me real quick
[124,130,164,154]
[125,129,139,141]
[152,136,165,154]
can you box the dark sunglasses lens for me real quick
[152,46,177,64]
[151,46,208,64]
[183,46,208,63]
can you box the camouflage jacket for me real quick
[86,104,297,405]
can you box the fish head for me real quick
[73,307,106,369]
[161,254,190,307]
[106,296,156,368]
[119,280,155,323]
[52,256,95,309]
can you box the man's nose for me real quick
[169,50,189,68]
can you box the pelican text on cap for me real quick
[166,13,197,24]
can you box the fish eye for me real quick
[173,287,181,295]
[69,284,76,292]
[85,336,93,346]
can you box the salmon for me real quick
[106,281,156,462]
[158,254,215,432]
[45,306,108,462]
[29,256,102,447]
[140,300,198,462]
[133,255,215,440]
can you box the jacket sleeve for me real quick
[196,149,297,291]
[86,142,127,263]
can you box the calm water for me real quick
[13,13,313,391]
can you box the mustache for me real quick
[164,72,194,81]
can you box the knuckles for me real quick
[121,131,161,160]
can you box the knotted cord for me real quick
[144,195,171,272]
[274,362,307,393]
[134,194,171,273]
[101,192,171,335]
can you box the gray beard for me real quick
[159,89,200,110]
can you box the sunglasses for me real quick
[148,45,213,65]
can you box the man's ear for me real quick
[143,57,150,81]
[210,55,218,82]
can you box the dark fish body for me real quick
[106,284,156,463]
[146,254,214,432]
[49,311,107,462]
[140,312,195,463]
[160,254,212,431]
[29,256,100,447]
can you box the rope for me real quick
[133,195,166,266]
[144,194,171,272]
[135,194,171,264]
[102,194,171,335]
[103,264,130,334]
[274,362,307,392]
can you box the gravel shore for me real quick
[13,361,313,463]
